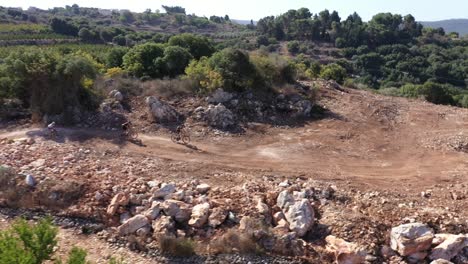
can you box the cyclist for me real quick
[176,123,185,134]
[122,121,131,136]
[46,121,57,138]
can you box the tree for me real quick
[162,46,193,77]
[162,5,186,14]
[106,47,129,68]
[168,33,215,59]
[208,48,259,92]
[78,28,96,42]
[119,10,134,23]
[122,43,165,78]
[50,17,78,36]
[287,41,300,54]
[320,63,347,84]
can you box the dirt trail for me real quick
[2,87,467,191]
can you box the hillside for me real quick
[421,19,468,36]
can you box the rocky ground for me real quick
[0,81,467,263]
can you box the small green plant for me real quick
[0,218,58,264]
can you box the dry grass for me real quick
[158,236,196,257]
[142,78,196,99]
[209,229,264,255]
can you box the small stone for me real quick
[196,184,211,194]
[279,180,290,187]
[25,174,36,187]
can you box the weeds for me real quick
[158,236,196,257]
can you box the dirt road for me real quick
[2,87,467,191]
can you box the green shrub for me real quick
[122,43,165,78]
[287,41,300,54]
[208,48,260,92]
[320,63,347,84]
[162,46,193,77]
[460,94,468,108]
[0,218,58,264]
[168,33,215,59]
[54,247,88,264]
[251,54,295,86]
[399,83,422,98]
[185,57,223,93]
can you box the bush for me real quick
[158,236,195,257]
[0,48,99,119]
[122,43,165,78]
[57,247,87,264]
[379,87,401,97]
[399,83,422,98]
[287,41,300,54]
[208,48,260,92]
[185,57,224,93]
[0,218,58,264]
[105,47,128,68]
[168,33,215,59]
[460,94,468,108]
[320,63,347,84]
[251,54,295,86]
[162,46,193,77]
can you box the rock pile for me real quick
[389,223,467,263]
[146,96,179,123]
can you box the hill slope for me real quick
[421,19,468,36]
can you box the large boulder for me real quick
[208,207,228,228]
[293,100,313,117]
[276,190,295,210]
[325,236,367,264]
[109,90,124,102]
[117,215,149,236]
[107,193,129,215]
[207,89,234,104]
[390,223,434,256]
[146,96,179,123]
[430,234,467,261]
[284,199,314,237]
[188,202,210,228]
[204,104,236,129]
[161,199,192,223]
[153,183,176,199]
[152,215,176,238]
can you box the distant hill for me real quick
[421,19,468,36]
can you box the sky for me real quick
[2,0,467,21]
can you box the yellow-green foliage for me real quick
[185,57,223,93]
[105,67,125,78]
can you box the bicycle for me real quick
[121,126,139,141]
[171,128,190,145]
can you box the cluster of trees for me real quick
[0,47,100,119]
[257,9,424,48]
[120,33,215,78]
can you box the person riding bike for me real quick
[176,123,185,134]
[122,121,131,136]
[47,121,57,138]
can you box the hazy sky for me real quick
[2,0,467,21]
